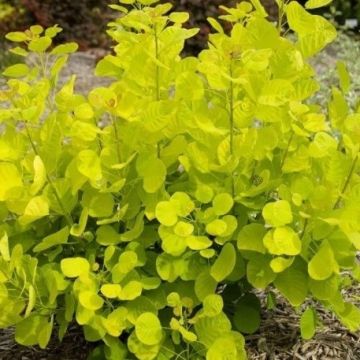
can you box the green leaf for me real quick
[247,255,277,289]
[237,223,267,254]
[195,270,217,301]
[96,225,121,246]
[38,317,53,349]
[3,63,29,78]
[337,303,360,332]
[308,241,339,280]
[300,307,317,340]
[233,293,261,334]
[15,315,47,346]
[274,262,308,306]
[336,61,350,93]
[262,200,293,227]
[135,312,163,346]
[61,257,90,278]
[210,243,236,282]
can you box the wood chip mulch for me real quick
[1,285,359,359]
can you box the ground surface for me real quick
[0,32,360,360]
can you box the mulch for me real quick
[1,284,359,359]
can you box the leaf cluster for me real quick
[0,0,359,359]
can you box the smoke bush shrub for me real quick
[0,0,360,358]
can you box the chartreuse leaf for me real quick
[30,156,46,195]
[0,231,10,261]
[61,257,90,278]
[308,241,339,280]
[233,293,261,334]
[6,31,28,42]
[337,303,360,332]
[18,196,49,226]
[270,257,294,273]
[28,36,52,52]
[103,335,128,360]
[174,221,194,237]
[127,331,160,360]
[206,219,227,236]
[263,226,301,256]
[170,192,195,217]
[305,0,332,9]
[309,132,337,158]
[0,162,23,201]
[51,42,79,55]
[286,1,336,57]
[300,307,317,340]
[186,235,212,250]
[118,281,142,301]
[3,64,30,78]
[210,243,236,282]
[155,201,178,226]
[25,285,36,317]
[33,226,69,252]
[336,61,350,93]
[194,312,232,348]
[206,335,238,360]
[79,291,104,310]
[102,307,128,337]
[262,200,293,227]
[135,312,163,346]
[136,155,166,194]
[203,294,224,317]
[70,208,89,237]
[309,276,339,300]
[101,284,122,299]
[212,193,234,216]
